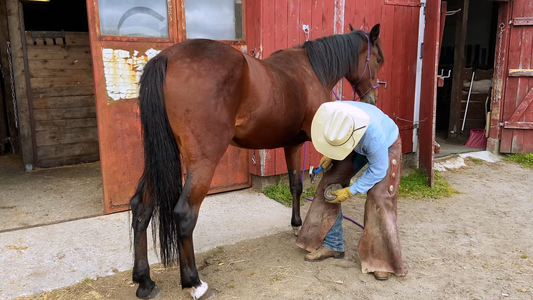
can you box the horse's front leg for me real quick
[131,192,161,299]
[284,145,303,236]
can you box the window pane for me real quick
[185,0,243,40]
[98,0,169,38]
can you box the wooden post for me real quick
[487,2,511,153]
[0,0,9,153]
[448,0,469,139]
[6,0,35,169]
[0,0,19,154]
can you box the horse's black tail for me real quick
[136,54,181,266]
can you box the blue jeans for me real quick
[323,152,369,252]
[323,208,345,252]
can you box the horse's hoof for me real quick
[139,284,161,299]
[195,287,215,300]
[292,226,300,237]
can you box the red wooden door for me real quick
[500,0,533,153]
[87,0,252,214]
[418,0,442,187]
[343,0,421,155]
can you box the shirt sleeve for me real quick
[349,142,389,195]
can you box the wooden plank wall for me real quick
[25,32,98,167]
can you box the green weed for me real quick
[399,170,459,199]
[504,153,533,168]
[82,277,94,284]
[262,179,316,207]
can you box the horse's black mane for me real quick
[301,30,370,88]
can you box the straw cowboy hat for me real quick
[311,101,370,160]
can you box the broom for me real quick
[463,69,488,149]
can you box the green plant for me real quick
[399,170,459,199]
[504,153,533,168]
[471,158,483,163]
[262,179,316,207]
[82,277,94,284]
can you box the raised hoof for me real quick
[138,284,161,299]
[292,226,300,237]
[194,287,215,300]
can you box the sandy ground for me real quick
[14,159,533,300]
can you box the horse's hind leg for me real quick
[131,190,160,299]
[173,136,231,299]
[284,145,303,236]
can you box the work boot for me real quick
[305,246,345,262]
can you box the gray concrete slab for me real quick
[435,133,484,159]
[435,150,503,171]
[0,155,104,232]
[0,189,292,300]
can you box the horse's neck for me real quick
[263,49,310,72]
[264,49,337,90]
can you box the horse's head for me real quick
[346,24,384,105]
[301,24,384,104]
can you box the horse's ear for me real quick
[349,23,354,32]
[369,24,380,45]
[369,23,379,45]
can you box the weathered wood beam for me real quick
[6,0,35,169]
[448,0,469,138]
[0,0,17,154]
[487,2,512,153]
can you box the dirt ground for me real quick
[16,159,533,300]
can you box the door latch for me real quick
[377,80,387,89]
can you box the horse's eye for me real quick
[377,58,383,64]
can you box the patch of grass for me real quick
[82,277,94,284]
[399,169,459,199]
[471,158,483,163]
[262,179,316,207]
[521,254,529,259]
[304,185,317,198]
[504,153,533,168]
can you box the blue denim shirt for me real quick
[343,101,399,195]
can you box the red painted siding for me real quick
[251,0,422,177]
[500,0,533,153]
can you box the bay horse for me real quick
[130,24,384,299]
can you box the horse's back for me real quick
[162,39,244,72]
[161,39,247,112]
[158,40,322,150]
